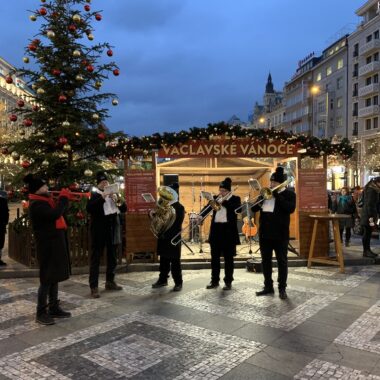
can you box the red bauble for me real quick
[32,38,41,45]
[28,44,37,52]
[84,4,90,11]
[69,182,79,191]
[98,132,106,140]
[17,99,25,107]
[32,105,39,112]
[21,161,31,169]
[58,95,67,103]
[86,65,94,73]
[58,136,68,145]
[113,69,120,76]
[81,59,88,66]
[9,114,17,122]
[1,148,8,155]
[68,24,77,32]
[107,49,113,57]
[5,76,13,84]
[52,69,61,76]
[39,7,47,15]
[95,13,102,21]
[23,119,33,127]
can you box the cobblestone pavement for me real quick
[0,266,379,379]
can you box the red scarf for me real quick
[29,194,67,230]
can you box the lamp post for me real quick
[310,85,320,137]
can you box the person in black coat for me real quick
[251,167,296,300]
[360,176,380,258]
[24,174,71,325]
[201,177,241,290]
[0,190,9,266]
[87,171,127,298]
[151,183,185,291]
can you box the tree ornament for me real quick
[39,8,47,16]
[113,69,120,76]
[63,144,71,152]
[73,49,81,57]
[32,105,39,112]
[19,130,25,136]
[5,76,13,84]
[69,182,79,191]
[75,74,84,81]
[112,99,118,106]
[92,113,99,121]
[84,169,93,177]
[39,75,47,81]
[84,4,90,11]
[37,88,45,94]
[1,148,8,155]
[95,13,102,21]
[86,0,91,3]
[86,65,94,73]
[68,24,76,32]
[94,81,102,89]
[23,119,33,127]
[41,0,46,3]
[11,151,20,160]
[62,120,70,127]
[47,30,55,39]
[28,44,37,52]
[52,69,61,76]
[98,132,106,140]
[58,136,68,145]
[87,33,94,41]
[17,99,25,107]
[21,160,31,169]
[9,114,17,122]
[67,90,75,97]
[106,49,113,57]
[23,57,30,63]
[29,14,37,21]
[76,211,85,220]
[72,14,81,23]
[58,94,67,103]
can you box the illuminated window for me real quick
[326,66,332,76]
[337,97,343,108]
[316,72,322,81]
[337,59,343,69]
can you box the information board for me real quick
[298,169,327,210]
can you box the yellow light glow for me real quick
[310,85,320,95]
[259,117,265,123]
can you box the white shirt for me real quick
[214,206,228,223]
[261,188,286,213]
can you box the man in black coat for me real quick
[202,177,241,290]
[360,176,380,258]
[251,167,296,300]
[24,174,71,325]
[151,183,185,291]
[87,172,126,298]
[0,190,9,266]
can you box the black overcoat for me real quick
[29,196,70,284]
[360,181,380,226]
[252,189,296,240]
[0,197,9,229]
[157,201,185,258]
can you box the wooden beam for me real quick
[159,167,271,174]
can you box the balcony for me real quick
[358,83,380,97]
[359,61,380,76]
[359,39,380,55]
[358,104,380,117]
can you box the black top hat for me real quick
[96,171,108,184]
[270,166,287,183]
[169,182,179,193]
[219,177,232,191]
[23,174,46,194]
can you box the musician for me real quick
[251,167,296,300]
[202,177,241,290]
[152,183,185,291]
[23,174,71,325]
[87,171,127,298]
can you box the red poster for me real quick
[125,170,156,213]
[298,169,327,210]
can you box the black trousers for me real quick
[259,238,288,290]
[89,237,118,289]
[158,256,182,285]
[0,227,5,254]
[37,282,58,315]
[362,225,372,251]
[339,227,351,243]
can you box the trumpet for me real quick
[171,185,238,246]
[50,190,91,201]
[234,179,290,213]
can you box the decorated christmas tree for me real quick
[4,0,125,188]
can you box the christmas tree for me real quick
[4,0,125,188]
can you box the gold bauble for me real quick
[92,113,99,120]
[41,160,49,167]
[23,57,30,63]
[63,144,71,152]
[72,14,81,23]
[62,120,70,127]
[94,81,102,89]
[84,169,93,177]
[39,75,47,81]
[11,151,20,160]
[47,30,55,39]
[73,49,81,57]
[87,33,94,41]
[112,99,119,106]
[37,88,45,94]
[75,74,84,81]
[29,15,37,22]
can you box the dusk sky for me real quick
[0,1,364,137]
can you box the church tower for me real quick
[264,72,276,113]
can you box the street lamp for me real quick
[310,85,320,136]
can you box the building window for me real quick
[367,34,373,43]
[374,117,379,129]
[353,43,359,57]
[366,56,372,64]
[374,52,379,61]
[336,117,343,128]
[337,97,343,108]
[353,63,358,77]
[353,83,358,96]
[353,122,358,135]
[366,98,372,107]
[374,74,379,83]
[366,76,372,85]
[337,77,343,89]
[337,59,344,69]
[326,66,332,76]
[318,101,325,113]
[374,30,379,39]
[374,95,379,105]
[353,102,358,116]
[316,72,322,81]
[330,98,334,110]
[366,119,371,130]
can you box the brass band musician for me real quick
[200,177,241,290]
[251,167,296,300]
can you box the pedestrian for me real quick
[252,166,296,300]
[151,183,185,291]
[202,177,241,290]
[87,171,126,298]
[0,190,9,266]
[23,174,71,325]
[332,187,356,247]
[360,176,380,258]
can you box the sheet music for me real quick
[104,183,119,195]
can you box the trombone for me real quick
[171,185,238,246]
[234,178,290,213]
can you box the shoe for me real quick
[363,250,378,258]
[91,287,100,298]
[49,301,71,318]
[0,259,7,266]
[173,284,182,292]
[152,280,168,289]
[256,288,274,296]
[36,312,55,325]
[279,290,288,300]
[105,281,122,291]
[345,241,350,247]
[222,283,232,290]
[206,282,219,289]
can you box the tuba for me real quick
[149,186,177,238]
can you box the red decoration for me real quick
[17,99,25,107]
[81,59,88,66]
[107,49,113,57]
[98,132,106,140]
[1,148,8,155]
[58,95,67,103]
[113,69,120,76]
[21,161,31,169]
[84,4,90,11]
[52,69,61,76]
[86,65,94,73]
[9,114,17,122]
[5,76,13,84]
[32,38,41,45]
[32,105,39,112]
[95,13,102,21]
[39,7,47,16]
[23,119,33,127]
[28,44,37,52]
[68,24,76,32]
[69,182,79,191]
[58,136,68,145]
[76,211,85,220]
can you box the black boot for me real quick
[48,300,71,318]
[363,250,377,258]
[36,306,55,325]
[152,280,168,288]
[256,287,274,296]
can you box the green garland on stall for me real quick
[112,121,355,159]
